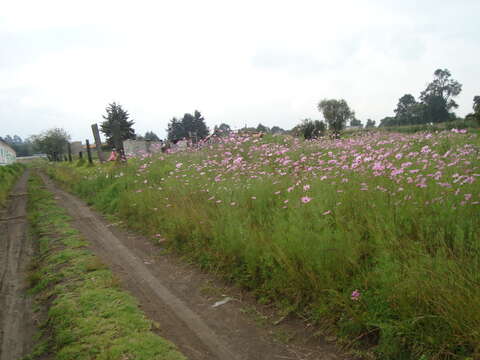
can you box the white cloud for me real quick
[1,0,479,140]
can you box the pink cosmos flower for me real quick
[301,196,312,204]
[322,210,331,215]
[303,184,310,191]
[351,289,361,301]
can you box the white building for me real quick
[0,140,16,165]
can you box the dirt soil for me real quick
[0,170,36,360]
[40,172,355,360]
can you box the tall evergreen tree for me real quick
[167,110,209,142]
[100,102,136,148]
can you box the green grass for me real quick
[0,163,24,206]
[377,118,479,134]
[26,173,186,360]
[46,130,480,359]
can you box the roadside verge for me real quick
[26,172,187,360]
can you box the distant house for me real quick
[0,139,16,165]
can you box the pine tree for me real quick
[100,102,136,148]
[167,110,209,142]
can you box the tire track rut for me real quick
[0,170,36,360]
[40,172,350,360]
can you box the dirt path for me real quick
[0,170,36,360]
[41,172,352,360]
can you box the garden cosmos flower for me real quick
[301,196,312,203]
[351,290,361,301]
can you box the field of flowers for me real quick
[49,129,480,359]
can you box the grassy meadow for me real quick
[48,129,480,359]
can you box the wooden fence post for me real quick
[91,123,105,163]
[86,140,93,165]
[68,143,72,162]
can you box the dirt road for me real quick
[0,170,36,360]
[40,172,351,360]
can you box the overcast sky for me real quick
[1,0,479,142]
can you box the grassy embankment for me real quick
[47,130,480,359]
[26,173,186,360]
[0,163,24,206]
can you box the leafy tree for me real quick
[2,135,35,156]
[349,118,363,127]
[473,96,480,115]
[31,128,70,160]
[466,96,480,125]
[365,119,376,128]
[214,123,231,135]
[379,116,397,127]
[256,123,269,133]
[295,119,326,139]
[420,69,462,123]
[218,123,231,133]
[100,102,136,148]
[270,126,285,134]
[394,94,427,125]
[167,110,209,142]
[318,99,354,138]
[144,131,160,141]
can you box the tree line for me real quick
[3,68,478,157]
[379,68,476,127]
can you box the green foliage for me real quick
[2,134,35,156]
[0,163,24,206]
[46,131,480,359]
[473,96,480,115]
[381,69,463,127]
[167,110,209,142]
[294,119,326,139]
[270,126,286,134]
[31,128,70,159]
[214,123,232,135]
[256,123,269,133]
[318,99,354,137]
[365,119,376,128]
[392,94,426,126]
[470,96,480,126]
[26,174,186,360]
[420,69,462,124]
[100,102,136,148]
[349,118,362,127]
[379,118,479,134]
[144,131,160,142]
